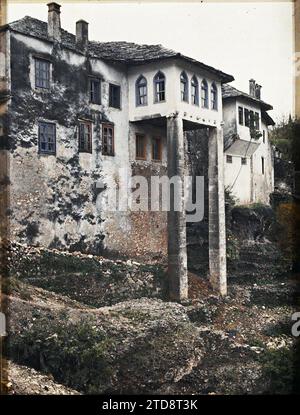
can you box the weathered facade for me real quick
[222,82,275,205]
[0,3,274,298]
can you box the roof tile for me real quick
[6,16,233,83]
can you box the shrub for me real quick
[10,315,115,393]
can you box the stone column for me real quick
[250,155,254,202]
[208,127,227,296]
[167,114,188,301]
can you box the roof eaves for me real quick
[223,87,273,111]
[5,15,235,83]
[0,23,10,33]
[8,25,88,57]
[262,111,275,126]
[176,54,234,83]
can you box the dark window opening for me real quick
[136,134,146,160]
[102,124,114,156]
[226,155,232,163]
[249,110,255,129]
[79,121,92,153]
[241,157,247,165]
[38,122,56,154]
[152,137,162,161]
[136,76,147,106]
[244,109,250,127]
[35,58,50,89]
[180,72,189,102]
[261,156,265,174]
[191,76,199,105]
[201,79,208,108]
[89,78,101,104]
[211,83,218,110]
[154,72,165,102]
[263,130,265,143]
[238,106,244,125]
[255,112,260,130]
[109,84,121,108]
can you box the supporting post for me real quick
[167,114,188,301]
[208,127,227,296]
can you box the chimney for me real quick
[47,2,61,42]
[255,84,262,100]
[76,20,89,51]
[249,79,256,97]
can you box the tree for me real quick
[270,116,300,170]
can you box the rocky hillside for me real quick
[2,238,299,395]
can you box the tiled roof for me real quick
[4,16,234,83]
[222,83,272,111]
[225,138,260,157]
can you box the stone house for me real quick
[0,3,275,297]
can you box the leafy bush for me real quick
[260,347,294,394]
[10,315,115,393]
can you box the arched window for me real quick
[154,71,166,102]
[191,75,199,105]
[180,71,188,102]
[211,82,218,110]
[201,79,208,108]
[136,75,147,106]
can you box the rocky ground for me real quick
[5,361,81,395]
[2,235,299,395]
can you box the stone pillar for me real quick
[208,127,227,296]
[167,114,188,301]
[0,0,7,27]
[250,155,254,203]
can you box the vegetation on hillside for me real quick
[269,116,300,169]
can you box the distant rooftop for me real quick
[2,15,234,84]
[222,83,273,111]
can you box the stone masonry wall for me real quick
[7,31,130,255]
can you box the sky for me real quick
[7,1,294,122]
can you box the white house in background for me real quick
[222,80,275,205]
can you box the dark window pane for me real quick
[201,80,208,108]
[255,112,260,130]
[154,72,165,102]
[180,72,188,102]
[79,122,92,153]
[136,134,145,159]
[152,138,161,161]
[191,76,199,105]
[211,83,218,110]
[89,78,101,104]
[238,107,244,125]
[35,59,50,89]
[249,111,255,129]
[38,122,56,154]
[109,84,121,108]
[136,76,147,106]
[244,109,250,127]
[102,124,114,156]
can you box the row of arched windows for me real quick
[136,72,166,106]
[135,71,218,110]
[180,72,218,109]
